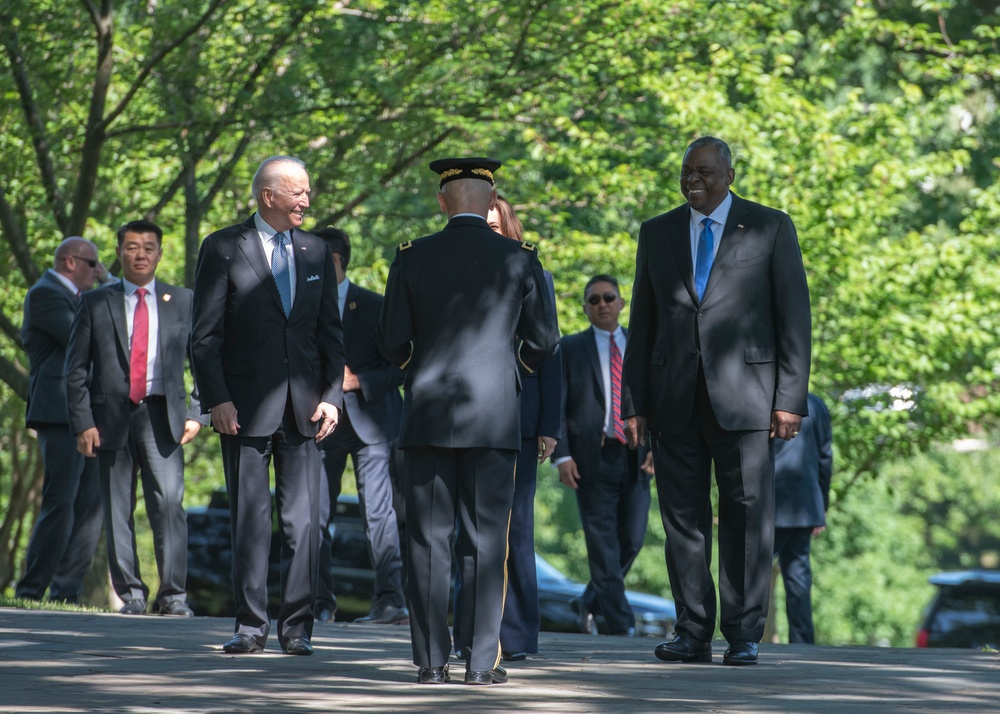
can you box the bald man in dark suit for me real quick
[622,136,811,666]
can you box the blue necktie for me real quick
[271,232,292,317]
[695,217,714,299]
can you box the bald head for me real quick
[436,178,497,219]
[54,236,100,292]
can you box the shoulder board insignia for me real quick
[398,241,413,251]
[521,241,536,252]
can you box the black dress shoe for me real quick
[354,602,409,625]
[119,598,147,615]
[654,632,713,663]
[723,640,758,666]
[157,600,194,617]
[282,636,314,656]
[464,666,508,685]
[417,665,450,684]
[222,634,264,654]
[502,651,528,662]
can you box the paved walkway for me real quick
[1,607,998,713]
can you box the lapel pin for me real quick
[349,301,357,311]
[163,293,171,302]
[737,224,745,229]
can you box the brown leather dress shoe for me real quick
[654,632,713,663]
[417,665,450,684]
[722,640,758,666]
[464,666,508,685]
[223,634,264,654]
[282,636,314,656]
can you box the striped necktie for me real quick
[610,336,626,444]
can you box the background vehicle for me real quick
[187,490,675,636]
[915,570,1000,649]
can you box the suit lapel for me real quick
[667,206,699,303]
[156,284,177,372]
[584,328,605,408]
[237,219,286,315]
[289,229,314,318]
[107,282,130,358]
[342,282,360,343]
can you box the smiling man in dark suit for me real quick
[192,156,345,656]
[311,226,406,626]
[622,136,811,666]
[377,157,559,686]
[66,220,205,616]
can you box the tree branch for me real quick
[0,184,40,286]
[0,23,70,233]
[0,354,29,402]
[101,0,229,129]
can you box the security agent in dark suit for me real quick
[192,156,346,656]
[622,136,812,666]
[16,237,104,603]
[66,220,206,616]
[311,226,407,626]
[773,392,832,644]
[377,157,559,686]
[552,275,651,637]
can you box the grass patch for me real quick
[0,594,111,613]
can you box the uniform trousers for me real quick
[404,446,515,673]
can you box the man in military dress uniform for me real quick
[377,157,559,685]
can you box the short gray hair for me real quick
[252,156,306,203]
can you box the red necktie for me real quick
[610,336,627,444]
[129,287,148,404]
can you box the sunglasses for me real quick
[69,255,98,268]
[587,292,619,305]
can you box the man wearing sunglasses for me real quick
[17,237,105,604]
[551,274,651,638]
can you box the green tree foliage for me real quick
[1,0,998,642]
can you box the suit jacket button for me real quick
[283,358,288,364]
[697,310,704,317]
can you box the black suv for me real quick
[915,570,1000,649]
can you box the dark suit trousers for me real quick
[17,425,102,602]
[220,402,320,648]
[98,400,187,605]
[404,446,515,673]
[774,526,815,643]
[317,411,404,610]
[576,440,650,634]
[651,371,775,644]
